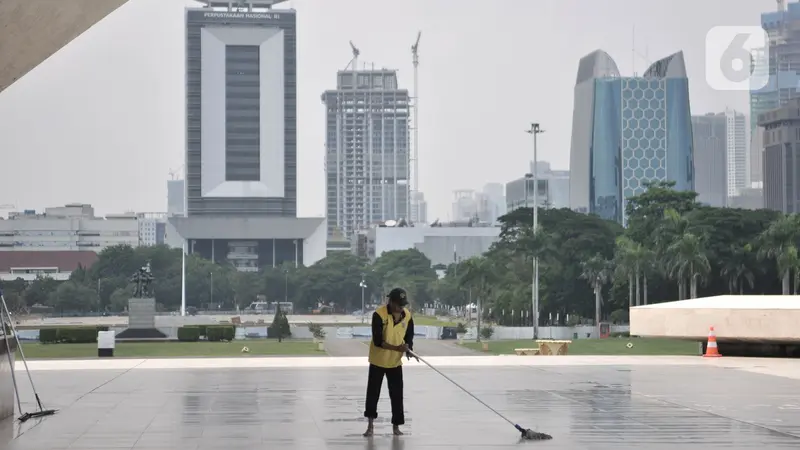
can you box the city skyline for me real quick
[0,0,776,220]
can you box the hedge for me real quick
[39,326,109,344]
[206,325,235,342]
[177,326,201,342]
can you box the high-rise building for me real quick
[167,179,184,217]
[410,192,428,225]
[759,97,800,213]
[452,190,477,222]
[569,50,694,225]
[751,1,800,186]
[137,213,167,247]
[725,109,748,197]
[692,113,728,207]
[171,1,326,270]
[322,69,411,237]
[481,183,505,223]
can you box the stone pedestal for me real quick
[116,298,166,339]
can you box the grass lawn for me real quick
[413,315,458,327]
[16,340,324,359]
[461,338,700,356]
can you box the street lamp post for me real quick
[359,275,367,324]
[525,123,544,340]
[284,269,289,304]
[209,271,214,308]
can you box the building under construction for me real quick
[322,69,411,238]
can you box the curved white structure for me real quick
[630,295,800,344]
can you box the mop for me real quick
[0,291,58,422]
[408,350,552,441]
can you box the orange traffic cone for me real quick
[703,326,722,358]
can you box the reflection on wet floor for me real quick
[2,363,800,449]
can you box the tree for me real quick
[580,254,612,337]
[48,281,100,312]
[24,276,59,307]
[757,214,800,295]
[626,180,698,245]
[269,306,291,342]
[373,249,437,307]
[720,245,756,295]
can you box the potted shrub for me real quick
[456,322,467,344]
[479,325,494,351]
[308,323,326,350]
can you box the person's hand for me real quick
[406,351,419,362]
[395,343,409,353]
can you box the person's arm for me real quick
[371,312,384,348]
[404,316,415,358]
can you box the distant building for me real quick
[506,161,569,211]
[569,50,694,225]
[351,223,500,266]
[481,183,505,223]
[729,187,764,210]
[0,204,138,252]
[750,1,800,185]
[171,4,327,270]
[167,179,184,217]
[410,192,428,225]
[0,251,98,282]
[692,113,728,207]
[693,110,748,207]
[322,68,411,237]
[451,190,477,222]
[137,213,168,247]
[759,97,800,213]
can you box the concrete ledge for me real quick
[631,295,800,344]
[0,336,17,420]
[0,0,129,93]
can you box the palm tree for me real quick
[615,236,655,306]
[757,214,800,295]
[720,244,756,295]
[459,256,499,338]
[613,237,636,308]
[666,232,710,299]
[580,254,613,338]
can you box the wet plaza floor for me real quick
[3,356,800,449]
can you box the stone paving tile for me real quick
[3,363,800,449]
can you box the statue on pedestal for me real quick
[130,262,154,298]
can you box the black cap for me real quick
[386,288,408,306]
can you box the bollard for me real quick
[98,330,115,357]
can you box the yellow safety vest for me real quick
[368,305,411,369]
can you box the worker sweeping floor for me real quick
[8,356,800,449]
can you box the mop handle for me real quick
[407,350,516,427]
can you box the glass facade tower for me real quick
[569,50,694,226]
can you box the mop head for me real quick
[18,409,57,423]
[515,424,552,441]
[522,429,552,440]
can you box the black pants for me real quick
[364,363,404,425]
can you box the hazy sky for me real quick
[0,0,777,219]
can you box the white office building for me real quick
[137,213,168,247]
[351,222,500,266]
[0,204,139,252]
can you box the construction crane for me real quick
[411,31,421,224]
[349,41,360,87]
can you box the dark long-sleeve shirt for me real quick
[371,310,414,352]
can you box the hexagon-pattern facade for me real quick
[621,78,667,225]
